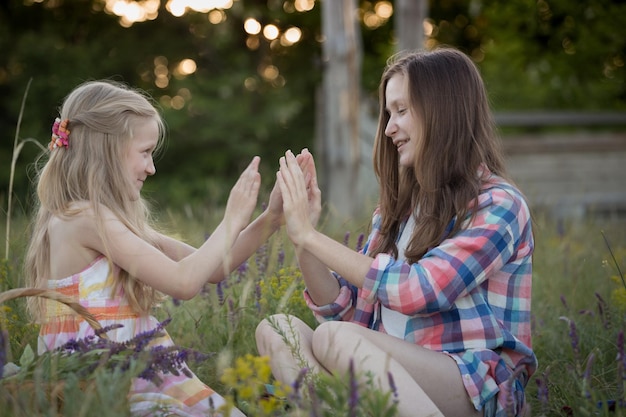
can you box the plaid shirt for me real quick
[304,172,537,416]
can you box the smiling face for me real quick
[123,117,159,201]
[384,73,418,168]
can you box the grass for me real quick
[1,93,626,414]
[1,205,626,416]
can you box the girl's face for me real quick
[384,73,418,168]
[124,118,158,201]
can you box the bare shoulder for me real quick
[47,203,103,279]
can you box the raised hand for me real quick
[267,148,321,227]
[277,150,316,247]
[223,156,261,232]
[298,148,322,228]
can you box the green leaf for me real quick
[19,344,34,368]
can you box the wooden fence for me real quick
[498,111,626,218]
[357,111,626,219]
[503,131,626,218]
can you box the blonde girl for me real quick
[25,80,312,416]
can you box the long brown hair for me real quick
[371,48,508,262]
[25,80,165,321]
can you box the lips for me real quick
[395,139,409,149]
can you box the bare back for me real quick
[47,205,103,280]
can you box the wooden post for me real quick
[394,0,428,52]
[317,0,362,221]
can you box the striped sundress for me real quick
[38,255,234,417]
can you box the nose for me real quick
[384,115,396,138]
[147,158,156,176]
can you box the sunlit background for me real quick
[44,0,390,109]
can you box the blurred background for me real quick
[1,0,625,222]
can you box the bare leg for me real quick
[255,314,329,384]
[311,321,480,417]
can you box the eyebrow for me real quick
[385,98,406,112]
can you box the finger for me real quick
[276,171,290,206]
[279,154,305,211]
[295,149,316,190]
[279,154,298,190]
[248,155,260,170]
[284,150,307,190]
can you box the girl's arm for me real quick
[154,233,195,261]
[207,149,317,282]
[280,150,533,315]
[81,157,262,300]
[278,150,370,303]
[278,150,375,288]
[206,203,281,281]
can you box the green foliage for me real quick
[2,1,625,211]
[478,0,626,110]
[2,207,626,415]
[0,258,39,361]
[311,369,399,417]
[526,215,626,416]
[0,345,140,417]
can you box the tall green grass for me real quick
[2,205,626,416]
[2,128,626,416]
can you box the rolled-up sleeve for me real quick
[304,276,357,322]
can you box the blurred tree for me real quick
[478,0,626,110]
[1,0,624,216]
[0,0,323,211]
[394,0,429,51]
[317,0,362,220]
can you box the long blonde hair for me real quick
[25,80,166,321]
[371,48,509,262]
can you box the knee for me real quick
[255,314,285,354]
[311,320,348,361]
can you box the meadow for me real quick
[1,200,626,416]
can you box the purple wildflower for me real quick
[289,367,308,407]
[348,359,358,417]
[216,281,225,305]
[582,352,595,399]
[278,249,285,268]
[387,371,399,403]
[560,295,569,310]
[228,298,236,324]
[618,331,626,403]
[44,318,212,387]
[343,231,350,246]
[308,381,320,417]
[255,242,269,277]
[255,281,262,312]
[596,292,610,329]
[560,316,579,362]
[356,233,365,252]
[94,323,124,337]
[0,329,7,379]
[132,318,171,352]
[569,321,580,359]
[237,260,249,281]
[535,373,549,413]
[292,367,308,396]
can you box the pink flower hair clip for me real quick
[49,117,70,150]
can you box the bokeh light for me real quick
[244,18,262,35]
[263,24,280,40]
